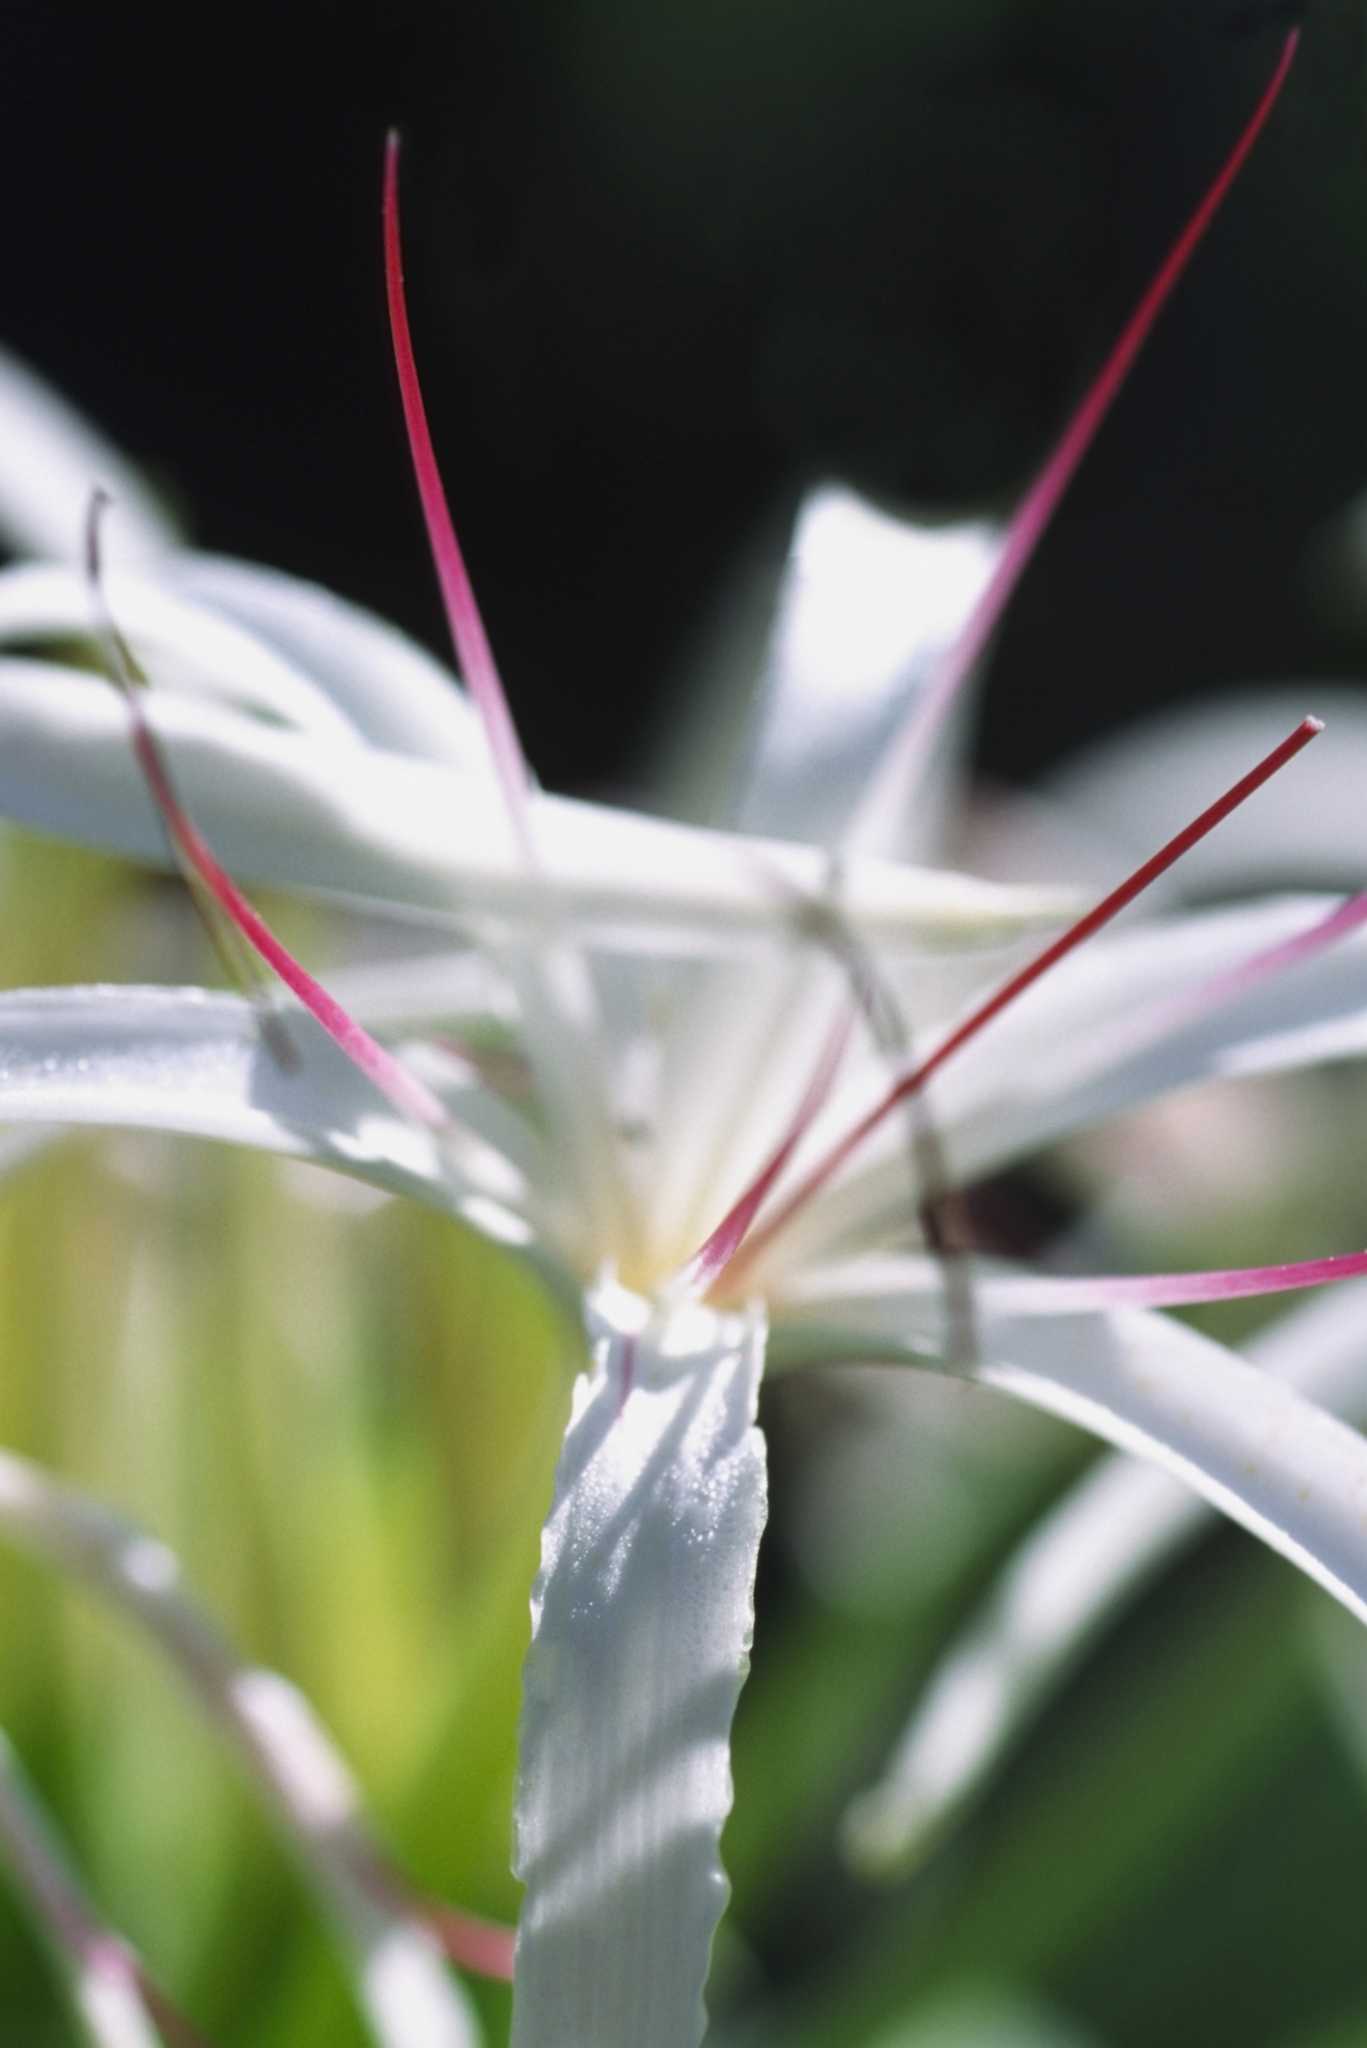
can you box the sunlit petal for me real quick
[0,985,533,1228]
[512,1286,767,2048]
[0,662,1072,955]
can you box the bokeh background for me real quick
[7,3,1367,2045]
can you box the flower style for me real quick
[1,28,1366,2048]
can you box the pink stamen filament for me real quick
[722,716,1323,1284]
[1006,1250,1367,1313]
[878,28,1299,782]
[1180,889,1367,1021]
[383,133,535,859]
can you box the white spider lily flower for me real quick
[2,33,1354,2048]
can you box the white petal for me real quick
[0,345,175,563]
[0,663,1071,954]
[166,552,481,767]
[773,1283,1367,1626]
[0,561,361,740]
[730,487,999,859]
[832,1278,1367,1875]
[0,1456,481,2048]
[512,1285,767,2048]
[0,985,533,1227]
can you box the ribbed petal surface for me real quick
[512,1286,767,2048]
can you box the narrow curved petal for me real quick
[0,562,363,741]
[166,553,480,768]
[0,985,532,1225]
[0,1729,163,2048]
[772,1282,1367,1634]
[831,1279,1367,1875]
[0,344,175,564]
[512,1287,767,2048]
[0,663,1074,954]
[0,1452,482,2048]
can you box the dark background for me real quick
[5,0,1365,794]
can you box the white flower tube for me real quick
[512,1287,767,2048]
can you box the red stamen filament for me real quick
[383,133,535,859]
[867,28,1299,798]
[722,716,1323,1285]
